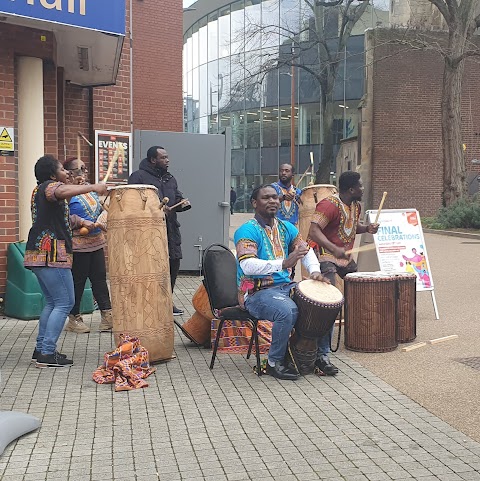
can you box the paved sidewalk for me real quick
[1,274,480,480]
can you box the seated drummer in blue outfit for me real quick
[234,185,329,380]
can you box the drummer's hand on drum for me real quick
[309,271,330,284]
[92,183,108,196]
[282,244,309,269]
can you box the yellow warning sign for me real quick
[0,127,14,153]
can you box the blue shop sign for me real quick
[0,0,126,35]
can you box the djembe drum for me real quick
[298,184,337,279]
[179,283,212,346]
[344,272,397,353]
[106,185,174,362]
[394,273,417,343]
[290,280,344,375]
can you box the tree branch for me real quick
[339,0,369,49]
[316,0,344,6]
[427,0,451,23]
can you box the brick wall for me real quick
[368,29,480,217]
[0,0,184,295]
[63,84,91,169]
[0,24,56,294]
[132,0,183,133]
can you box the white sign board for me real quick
[367,209,434,292]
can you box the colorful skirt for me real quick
[211,319,272,354]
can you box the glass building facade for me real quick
[183,0,388,211]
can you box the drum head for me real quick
[297,279,343,304]
[108,184,159,192]
[301,184,336,194]
[345,272,396,282]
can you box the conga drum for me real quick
[344,272,397,353]
[106,185,174,362]
[298,184,337,279]
[290,280,344,375]
[394,273,416,343]
[179,284,212,346]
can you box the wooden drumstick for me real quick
[78,131,93,147]
[77,135,81,162]
[345,244,377,256]
[102,143,124,184]
[296,165,311,187]
[309,151,315,185]
[374,191,388,224]
[159,197,169,210]
[169,198,189,210]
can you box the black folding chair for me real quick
[202,244,262,376]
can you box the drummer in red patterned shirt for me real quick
[308,171,379,375]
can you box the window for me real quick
[218,5,231,58]
[192,23,199,69]
[208,12,219,62]
[231,1,246,54]
[262,0,280,49]
[199,17,208,66]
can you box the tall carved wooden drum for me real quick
[290,280,344,375]
[344,273,397,353]
[394,273,417,343]
[107,185,174,362]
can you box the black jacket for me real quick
[128,158,188,260]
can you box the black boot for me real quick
[266,361,300,380]
[315,357,338,376]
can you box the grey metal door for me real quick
[133,130,231,273]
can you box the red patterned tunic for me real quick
[310,194,361,267]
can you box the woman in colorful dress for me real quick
[63,157,112,334]
[24,155,107,368]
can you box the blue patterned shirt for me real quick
[271,181,302,226]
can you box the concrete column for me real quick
[297,105,307,146]
[18,57,44,240]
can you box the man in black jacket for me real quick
[128,146,191,316]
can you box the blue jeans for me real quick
[245,283,297,363]
[32,267,75,355]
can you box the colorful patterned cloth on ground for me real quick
[211,319,272,354]
[92,335,156,391]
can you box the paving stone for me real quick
[0,277,480,481]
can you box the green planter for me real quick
[4,242,94,320]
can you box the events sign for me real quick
[0,0,126,35]
[94,130,131,186]
[367,209,434,292]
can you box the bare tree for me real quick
[229,0,371,183]
[426,0,480,205]
[312,0,370,182]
